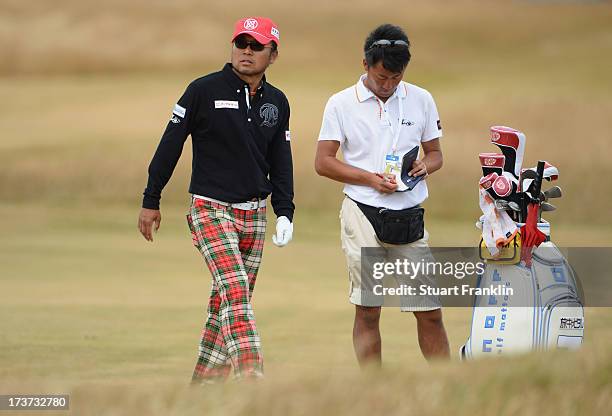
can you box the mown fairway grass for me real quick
[1,0,611,414]
[0,202,611,414]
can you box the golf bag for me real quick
[460,239,584,359]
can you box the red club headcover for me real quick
[490,126,526,178]
[492,175,512,197]
[479,153,505,176]
[479,172,498,190]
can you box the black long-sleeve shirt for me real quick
[142,63,294,221]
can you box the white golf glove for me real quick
[272,216,293,247]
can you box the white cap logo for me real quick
[271,27,280,39]
[491,132,501,141]
[244,19,258,30]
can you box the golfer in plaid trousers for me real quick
[138,17,294,381]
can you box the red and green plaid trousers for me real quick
[187,197,266,381]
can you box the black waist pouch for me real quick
[353,199,425,245]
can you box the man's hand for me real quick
[138,208,161,242]
[408,159,428,178]
[371,172,398,194]
[272,216,293,247]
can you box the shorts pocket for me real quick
[186,213,202,250]
[340,214,355,240]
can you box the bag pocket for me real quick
[379,208,424,245]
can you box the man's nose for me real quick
[382,79,394,90]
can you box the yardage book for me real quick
[397,145,425,192]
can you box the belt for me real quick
[192,194,266,210]
[347,196,420,213]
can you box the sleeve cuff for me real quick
[275,209,294,222]
[142,194,160,210]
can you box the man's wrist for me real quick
[277,216,291,224]
[361,171,378,188]
[275,210,294,222]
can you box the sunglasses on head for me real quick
[368,39,409,50]
[234,37,270,52]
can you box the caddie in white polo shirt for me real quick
[315,24,450,367]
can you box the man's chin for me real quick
[236,68,259,76]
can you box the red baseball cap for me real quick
[231,17,280,46]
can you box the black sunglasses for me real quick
[368,39,409,50]
[234,37,270,52]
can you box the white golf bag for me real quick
[460,239,584,359]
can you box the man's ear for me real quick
[362,58,368,72]
[269,49,278,65]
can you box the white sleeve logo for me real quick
[285,130,291,141]
[173,104,186,118]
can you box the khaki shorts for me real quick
[339,197,441,311]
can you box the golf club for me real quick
[538,200,556,221]
[519,169,537,192]
[521,162,559,182]
[543,185,562,200]
[494,199,521,212]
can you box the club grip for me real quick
[533,160,546,201]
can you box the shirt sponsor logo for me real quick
[260,103,279,127]
[173,104,186,118]
[401,119,414,126]
[215,100,239,109]
[437,119,442,130]
[170,115,181,124]
[285,130,291,141]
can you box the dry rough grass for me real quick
[1,344,611,416]
[1,0,611,223]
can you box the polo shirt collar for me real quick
[355,74,406,103]
[222,63,267,92]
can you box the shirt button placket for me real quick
[243,85,252,123]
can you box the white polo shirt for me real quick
[318,74,443,209]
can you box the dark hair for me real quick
[364,24,411,73]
